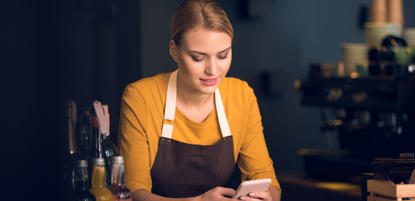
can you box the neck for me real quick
[177,83,214,108]
[176,73,215,107]
[174,71,216,123]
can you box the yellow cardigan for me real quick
[118,72,280,192]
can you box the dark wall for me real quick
[57,0,141,139]
[2,1,56,199]
[2,0,140,199]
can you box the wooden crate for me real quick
[367,179,415,201]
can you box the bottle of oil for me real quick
[90,158,113,201]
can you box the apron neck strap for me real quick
[161,70,232,139]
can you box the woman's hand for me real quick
[238,190,272,201]
[237,185,280,201]
[196,186,237,201]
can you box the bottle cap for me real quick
[77,159,88,168]
[112,155,124,164]
[93,158,105,166]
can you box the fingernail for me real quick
[249,193,255,196]
[240,197,246,200]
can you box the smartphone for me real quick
[233,178,272,199]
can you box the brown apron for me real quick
[150,70,237,198]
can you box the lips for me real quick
[200,78,217,86]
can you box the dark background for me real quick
[2,0,141,199]
[3,0,415,200]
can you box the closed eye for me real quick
[218,51,229,59]
[190,54,204,62]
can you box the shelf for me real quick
[299,76,415,113]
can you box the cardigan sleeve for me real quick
[118,84,153,192]
[236,83,281,190]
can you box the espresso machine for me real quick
[296,62,415,184]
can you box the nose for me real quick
[204,58,217,75]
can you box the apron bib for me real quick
[150,70,237,198]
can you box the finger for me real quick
[217,187,236,198]
[238,195,250,200]
[247,191,271,200]
[238,195,261,201]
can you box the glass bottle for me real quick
[102,134,119,183]
[78,108,93,160]
[74,160,96,201]
[65,100,78,157]
[90,158,113,201]
[102,134,119,162]
[92,112,119,185]
[92,116,112,186]
[63,100,78,201]
[110,156,132,201]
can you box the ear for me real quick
[169,40,179,63]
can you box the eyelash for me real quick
[191,56,203,62]
[190,52,229,62]
[218,53,228,59]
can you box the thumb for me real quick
[218,187,236,198]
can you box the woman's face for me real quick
[170,27,232,95]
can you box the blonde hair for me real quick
[170,0,233,45]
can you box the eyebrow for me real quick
[188,46,232,55]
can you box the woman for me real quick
[118,0,281,200]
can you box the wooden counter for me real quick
[279,175,361,201]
